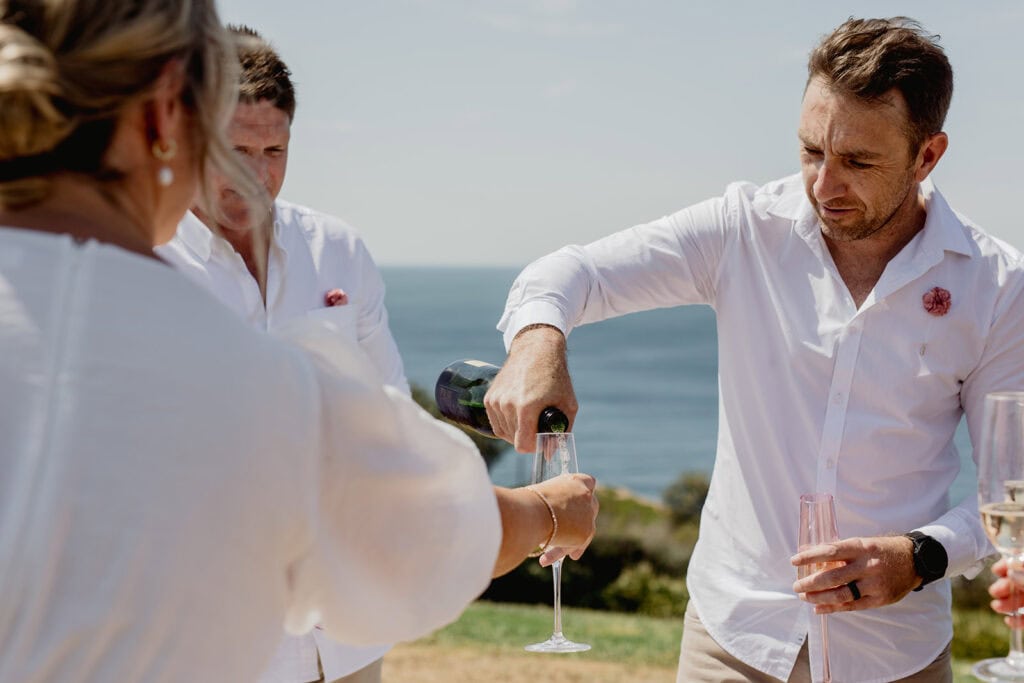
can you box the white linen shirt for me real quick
[497,174,1024,682]
[157,201,406,679]
[0,228,501,683]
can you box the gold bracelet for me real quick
[526,485,558,558]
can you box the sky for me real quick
[215,1,1024,267]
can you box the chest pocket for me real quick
[303,305,359,343]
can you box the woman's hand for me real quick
[989,558,1024,626]
[532,473,599,566]
[491,473,598,577]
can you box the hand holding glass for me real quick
[525,432,591,653]
[798,493,841,683]
[975,391,1024,683]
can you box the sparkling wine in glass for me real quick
[975,391,1024,682]
[799,493,842,683]
[524,431,591,653]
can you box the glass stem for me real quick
[820,613,831,683]
[551,558,563,638]
[1009,556,1024,670]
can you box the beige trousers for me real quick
[318,657,383,683]
[677,602,952,683]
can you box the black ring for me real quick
[847,580,861,601]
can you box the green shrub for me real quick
[950,558,1012,660]
[599,487,667,526]
[952,608,1007,659]
[598,490,693,574]
[561,533,653,610]
[663,471,710,526]
[602,562,689,618]
[482,528,651,609]
[952,561,997,611]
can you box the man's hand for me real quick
[791,535,920,614]
[484,325,578,453]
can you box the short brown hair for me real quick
[228,25,296,121]
[807,17,953,151]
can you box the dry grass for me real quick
[383,641,986,683]
[381,641,676,683]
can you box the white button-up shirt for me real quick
[158,201,407,680]
[0,228,501,683]
[159,200,408,394]
[497,174,1024,682]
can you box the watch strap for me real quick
[905,531,948,591]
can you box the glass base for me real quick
[524,633,591,653]
[973,657,1024,682]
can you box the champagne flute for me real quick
[798,493,842,683]
[975,391,1024,682]
[524,431,591,653]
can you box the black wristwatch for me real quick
[904,531,948,591]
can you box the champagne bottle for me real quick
[435,359,569,437]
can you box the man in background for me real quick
[484,16,1024,682]
[157,25,399,683]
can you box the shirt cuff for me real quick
[916,507,994,581]
[499,301,570,352]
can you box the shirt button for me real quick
[832,392,843,405]
[827,459,835,469]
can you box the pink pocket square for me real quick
[324,288,348,307]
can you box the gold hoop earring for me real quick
[152,139,177,161]
[153,139,177,187]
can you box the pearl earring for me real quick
[152,139,178,187]
[157,166,174,187]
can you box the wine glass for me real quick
[524,431,591,653]
[975,391,1024,682]
[798,493,842,683]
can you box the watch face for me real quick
[921,544,942,573]
[912,533,948,579]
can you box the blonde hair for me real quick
[0,0,257,211]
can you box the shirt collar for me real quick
[175,210,217,262]
[770,176,975,259]
[916,178,974,258]
[174,204,287,263]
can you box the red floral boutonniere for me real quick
[324,288,348,307]
[922,287,951,317]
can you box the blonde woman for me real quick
[0,1,598,681]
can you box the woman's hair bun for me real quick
[0,23,72,163]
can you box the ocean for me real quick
[380,266,977,507]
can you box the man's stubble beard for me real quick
[815,168,917,244]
